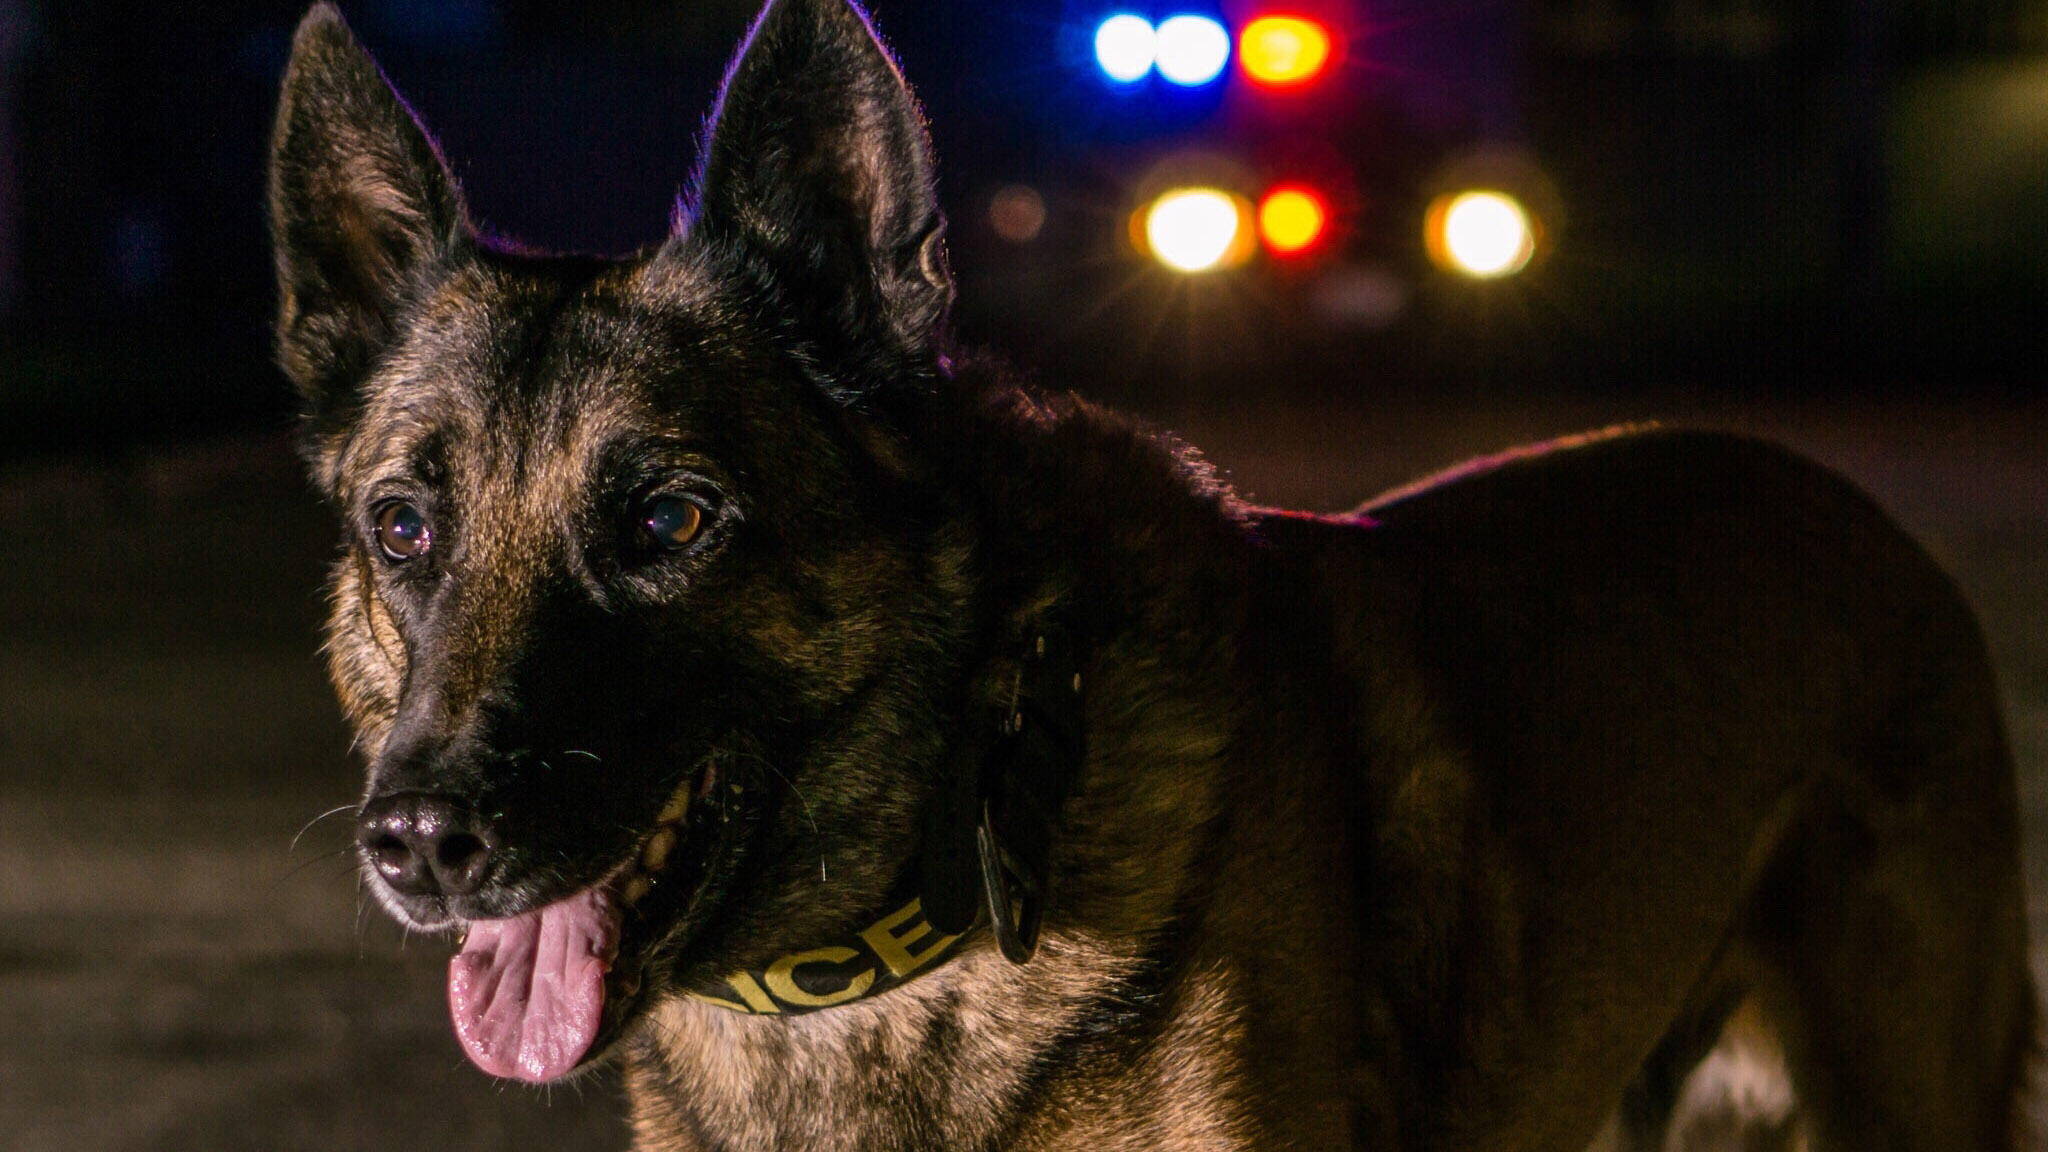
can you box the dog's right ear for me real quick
[676,0,952,405]
[268,3,468,455]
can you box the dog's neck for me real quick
[618,376,1260,1150]
[674,616,1086,1016]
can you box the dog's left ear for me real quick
[677,0,953,401]
[269,4,470,458]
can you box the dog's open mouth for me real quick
[444,759,721,1083]
[448,884,618,1082]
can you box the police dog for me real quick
[268,1,2036,1148]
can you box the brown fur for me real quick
[270,2,2036,1148]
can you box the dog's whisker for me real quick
[722,749,829,882]
[353,876,375,957]
[280,844,358,883]
[290,803,358,855]
[737,750,821,839]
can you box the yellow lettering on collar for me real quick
[859,897,961,978]
[688,971,781,1014]
[763,946,876,1008]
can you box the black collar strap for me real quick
[685,621,1086,1014]
[921,619,1085,960]
[973,621,1087,961]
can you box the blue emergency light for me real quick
[1092,13,1230,87]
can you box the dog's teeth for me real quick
[643,826,678,873]
[621,874,653,907]
[658,786,691,825]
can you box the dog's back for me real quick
[1240,428,2034,1149]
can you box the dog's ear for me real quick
[679,0,953,402]
[268,3,468,445]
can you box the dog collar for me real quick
[685,620,1086,1014]
[683,878,968,1015]
[921,619,1086,963]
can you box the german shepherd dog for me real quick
[268,1,2036,1147]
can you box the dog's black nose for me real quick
[357,791,498,897]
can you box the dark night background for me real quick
[0,0,2044,1147]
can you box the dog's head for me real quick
[271,0,978,1082]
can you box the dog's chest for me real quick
[626,953,1257,1151]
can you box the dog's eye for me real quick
[375,501,432,561]
[640,495,707,551]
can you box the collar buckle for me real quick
[919,619,1085,962]
[973,623,1085,964]
[977,799,1042,963]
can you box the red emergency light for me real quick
[1238,15,1335,89]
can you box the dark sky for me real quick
[1,0,2043,445]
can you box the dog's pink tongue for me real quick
[448,887,619,1083]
